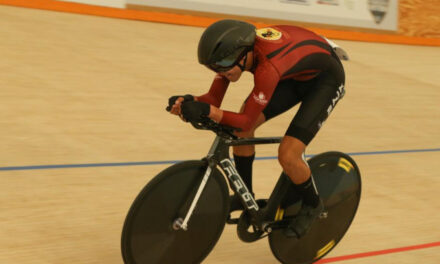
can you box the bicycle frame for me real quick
[180,134,293,232]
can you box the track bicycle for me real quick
[121,118,361,264]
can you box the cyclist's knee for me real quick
[234,116,264,138]
[278,136,308,174]
[233,137,255,156]
[278,151,303,172]
[235,129,254,138]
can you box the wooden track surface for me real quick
[0,6,439,264]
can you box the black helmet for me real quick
[198,19,256,72]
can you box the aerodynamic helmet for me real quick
[198,19,256,72]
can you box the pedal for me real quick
[263,219,290,232]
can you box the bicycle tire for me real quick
[121,160,230,264]
[268,151,362,264]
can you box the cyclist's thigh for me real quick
[286,71,345,145]
[261,79,303,121]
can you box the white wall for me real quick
[59,0,126,8]
[126,0,398,31]
[58,0,398,31]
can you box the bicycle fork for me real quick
[173,137,227,231]
[173,163,214,231]
[173,136,261,231]
[173,157,261,232]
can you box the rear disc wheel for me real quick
[269,152,361,264]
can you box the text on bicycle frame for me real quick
[220,159,259,211]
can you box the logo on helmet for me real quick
[256,28,282,41]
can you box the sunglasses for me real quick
[208,47,248,72]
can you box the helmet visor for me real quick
[208,47,247,72]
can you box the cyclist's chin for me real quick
[226,72,242,82]
[218,66,243,82]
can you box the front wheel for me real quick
[121,160,230,264]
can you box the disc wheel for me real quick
[268,152,362,264]
[121,160,230,264]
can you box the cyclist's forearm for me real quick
[209,105,223,123]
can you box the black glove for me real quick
[181,101,210,122]
[166,94,194,112]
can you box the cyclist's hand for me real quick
[181,101,210,123]
[166,94,194,115]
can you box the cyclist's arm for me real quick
[195,74,229,107]
[208,105,223,123]
[214,64,279,131]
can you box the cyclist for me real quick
[167,19,345,238]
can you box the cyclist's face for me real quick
[217,53,252,82]
[218,64,243,82]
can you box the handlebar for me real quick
[166,104,238,139]
[190,118,238,140]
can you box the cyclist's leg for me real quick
[230,79,302,211]
[233,78,304,155]
[233,79,304,184]
[278,136,311,185]
[233,109,265,156]
[279,136,323,238]
[280,70,345,238]
[229,108,265,212]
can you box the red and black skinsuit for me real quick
[198,25,345,145]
